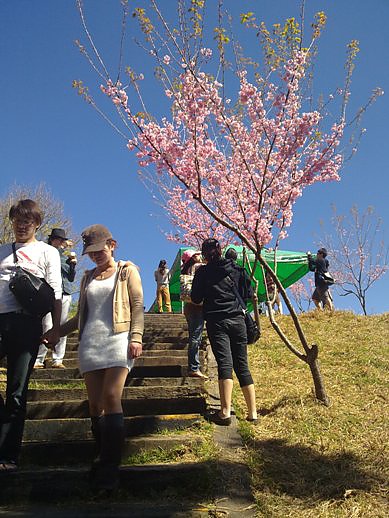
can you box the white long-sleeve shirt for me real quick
[0,241,62,314]
[154,268,170,287]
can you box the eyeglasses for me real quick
[12,218,35,227]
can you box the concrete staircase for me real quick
[0,313,214,505]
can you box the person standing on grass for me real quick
[154,259,172,313]
[308,248,334,311]
[264,270,283,315]
[0,199,62,472]
[180,249,208,379]
[60,224,144,491]
[35,228,77,369]
[191,238,257,426]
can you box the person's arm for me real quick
[60,270,88,338]
[41,247,62,347]
[190,267,205,305]
[307,252,316,272]
[242,270,253,302]
[60,314,78,337]
[127,266,144,359]
[65,257,77,282]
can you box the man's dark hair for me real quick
[201,238,222,262]
[317,247,328,258]
[158,259,167,269]
[225,248,238,261]
[9,199,42,227]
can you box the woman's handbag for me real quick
[244,311,261,345]
[228,275,260,345]
[179,274,194,303]
[8,243,55,318]
[322,272,335,286]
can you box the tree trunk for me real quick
[257,254,331,406]
[306,344,330,406]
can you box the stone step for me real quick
[27,364,197,380]
[39,354,206,369]
[144,315,187,322]
[23,414,203,441]
[26,396,206,419]
[0,463,212,504]
[66,340,192,351]
[27,385,206,401]
[25,377,205,388]
[63,349,207,359]
[66,328,190,343]
[21,434,203,466]
[66,335,192,351]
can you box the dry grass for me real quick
[233,311,389,517]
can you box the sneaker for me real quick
[51,362,66,369]
[34,362,44,369]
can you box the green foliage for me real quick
[132,7,154,36]
[188,0,205,37]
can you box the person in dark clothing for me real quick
[191,238,257,426]
[224,248,238,262]
[308,247,334,310]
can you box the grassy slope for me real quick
[234,311,389,518]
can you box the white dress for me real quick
[78,271,134,375]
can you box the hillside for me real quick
[234,311,389,517]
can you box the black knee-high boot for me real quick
[94,413,124,491]
[90,415,103,460]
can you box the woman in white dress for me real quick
[61,224,144,490]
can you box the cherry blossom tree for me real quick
[318,205,388,315]
[74,0,383,405]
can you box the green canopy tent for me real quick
[151,246,310,313]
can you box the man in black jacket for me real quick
[191,239,257,425]
[308,247,334,310]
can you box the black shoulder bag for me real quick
[8,243,55,318]
[228,275,260,345]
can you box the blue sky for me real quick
[1,1,388,314]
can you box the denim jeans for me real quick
[0,311,42,463]
[184,303,204,372]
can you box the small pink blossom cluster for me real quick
[200,47,212,58]
[101,80,128,107]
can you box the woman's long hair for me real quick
[181,256,196,275]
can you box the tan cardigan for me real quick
[61,261,144,343]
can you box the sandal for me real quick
[0,460,18,472]
[188,370,208,379]
[246,417,258,424]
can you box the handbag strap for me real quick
[227,274,247,313]
[12,242,19,264]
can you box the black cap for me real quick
[48,228,68,241]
